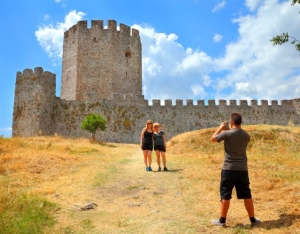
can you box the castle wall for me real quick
[12,67,300,142]
[61,20,142,101]
[41,93,300,143]
[12,68,56,137]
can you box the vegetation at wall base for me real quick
[81,113,107,142]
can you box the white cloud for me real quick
[44,15,50,21]
[191,84,207,98]
[175,50,213,74]
[212,1,226,12]
[0,128,12,132]
[133,24,214,101]
[245,0,263,12]
[213,33,223,42]
[37,1,300,102]
[35,10,85,64]
[213,0,300,101]
[55,0,61,3]
[235,82,257,97]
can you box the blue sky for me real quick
[1,0,300,137]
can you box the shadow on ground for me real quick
[235,213,300,230]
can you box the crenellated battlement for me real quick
[16,67,55,80]
[143,98,296,107]
[15,67,56,91]
[64,20,140,39]
[91,20,103,29]
[98,93,298,108]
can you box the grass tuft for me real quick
[0,188,56,234]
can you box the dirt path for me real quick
[91,149,191,233]
[50,147,207,234]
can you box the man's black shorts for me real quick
[142,143,153,151]
[220,170,252,200]
[154,145,166,152]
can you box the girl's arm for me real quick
[140,128,146,146]
[162,131,167,148]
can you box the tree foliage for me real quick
[270,0,300,53]
[81,114,106,141]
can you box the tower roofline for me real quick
[64,19,140,39]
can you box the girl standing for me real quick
[153,122,168,171]
[140,120,154,171]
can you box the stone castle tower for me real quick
[12,19,300,143]
[61,20,142,101]
[13,68,56,137]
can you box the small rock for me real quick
[80,203,98,211]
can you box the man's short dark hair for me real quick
[231,113,242,126]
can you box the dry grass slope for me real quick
[0,125,299,233]
[168,125,300,232]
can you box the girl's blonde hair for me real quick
[153,122,159,128]
[145,119,153,130]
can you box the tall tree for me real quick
[270,0,300,53]
[81,114,106,142]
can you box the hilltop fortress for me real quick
[13,20,300,143]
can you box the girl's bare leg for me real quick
[155,150,161,168]
[143,150,148,168]
[161,152,166,167]
[147,150,152,168]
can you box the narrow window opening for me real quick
[125,51,131,58]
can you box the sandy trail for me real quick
[92,149,190,233]
[48,147,205,233]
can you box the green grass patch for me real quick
[119,158,132,164]
[0,183,57,234]
[93,165,118,187]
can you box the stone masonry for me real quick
[61,20,142,101]
[12,20,300,143]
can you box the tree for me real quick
[270,0,300,53]
[81,114,106,142]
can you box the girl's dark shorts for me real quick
[142,143,153,151]
[154,145,166,152]
[220,170,252,200]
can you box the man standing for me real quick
[210,112,261,227]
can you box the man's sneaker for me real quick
[163,167,168,171]
[158,167,161,171]
[212,219,225,227]
[251,218,261,227]
[149,167,152,171]
[146,167,150,171]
